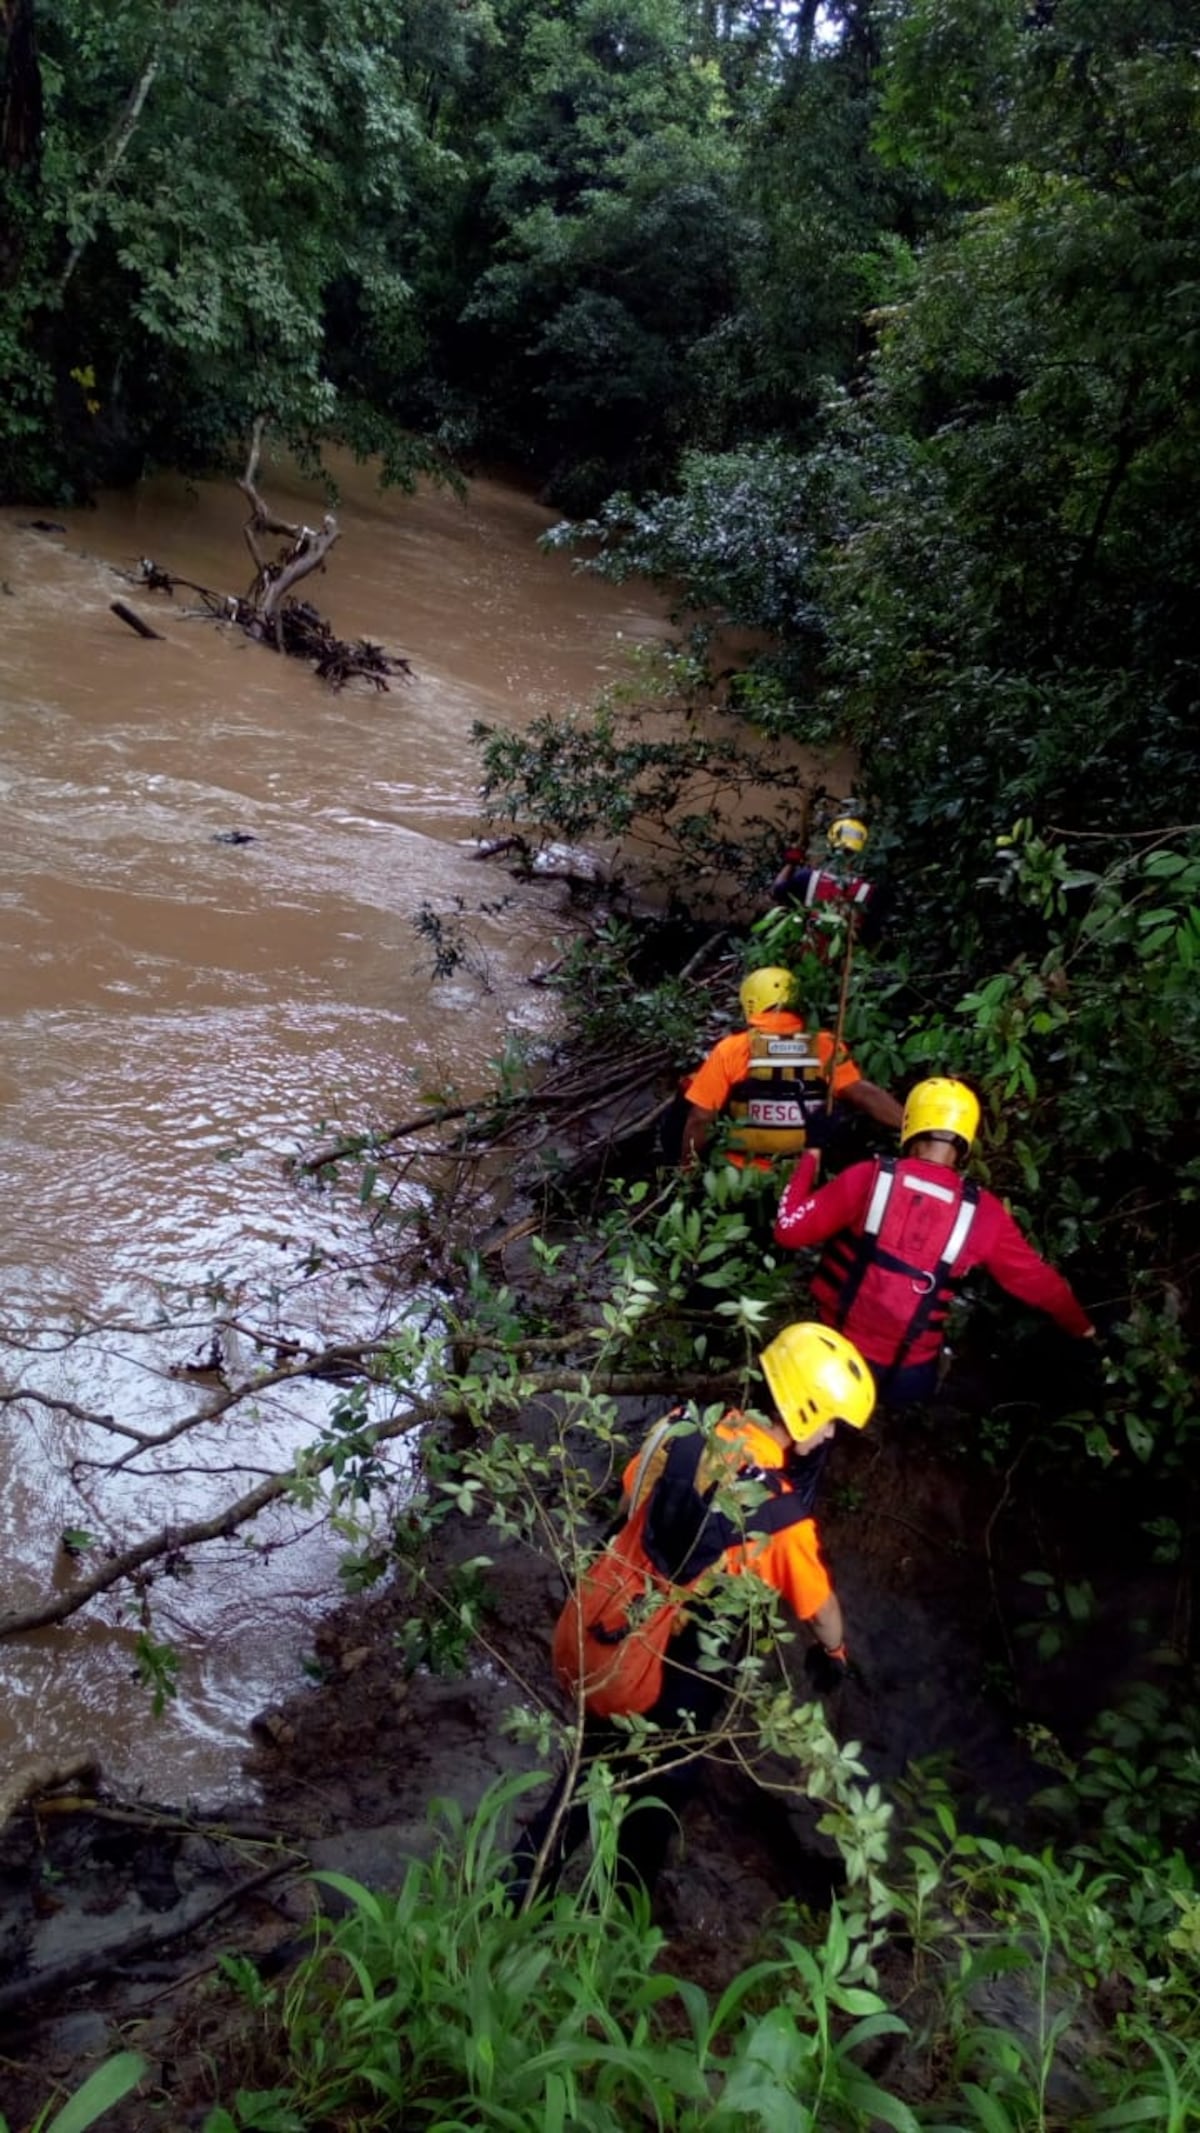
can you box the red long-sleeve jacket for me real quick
[774,1152,1093,1370]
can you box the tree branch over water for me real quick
[0,1359,730,1640]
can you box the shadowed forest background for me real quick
[3,3,1200,2129]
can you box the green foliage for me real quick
[554,443,827,639]
[201,1738,1200,2133]
[460,0,744,501]
[59,1525,96,1558]
[549,916,707,1058]
[1032,1682,1200,1871]
[4,0,901,499]
[894,1767,1200,2133]
[1017,1569,1096,1664]
[202,1770,912,2132]
[474,667,806,911]
[4,0,456,493]
[395,1556,494,1676]
[315,1381,389,1504]
[1,2052,148,2133]
[132,1628,181,1717]
[826,5,1200,915]
[596,1163,794,1371]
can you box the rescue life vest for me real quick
[774,862,874,914]
[812,1157,980,1385]
[725,1027,828,1158]
[800,866,873,914]
[552,1425,814,1719]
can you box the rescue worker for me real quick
[773,1077,1096,1407]
[507,1323,875,1908]
[771,816,884,952]
[680,965,902,1169]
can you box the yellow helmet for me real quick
[901,1077,980,1155]
[759,1323,876,1441]
[828,816,868,856]
[739,966,795,1019]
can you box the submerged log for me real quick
[110,598,163,640]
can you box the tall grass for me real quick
[200,1759,1200,2133]
[200,1774,915,2133]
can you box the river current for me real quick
[0,456,670,1799]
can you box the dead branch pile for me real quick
[129,563,411,691]
[120,417,414,691]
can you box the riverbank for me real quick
[0,940,1192,2128]
[0,1379,1114,2128]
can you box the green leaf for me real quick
[959,2080,1019,2133]
[44,2056,147,2133]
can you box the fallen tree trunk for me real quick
[237,415,340,646]
[122,418,413,691]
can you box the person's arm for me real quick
[842,1079,904,1131]
[680,1103,717,1168]
[760,1520,851,1679]
[976,1197,1095,1337]
[774,1158,871,1250]
[779,1149,820,1203]
[808,1590,844,1652]
[813,1032,903,1132]
[679,1034,740,1168]
[803,1591,853,1690]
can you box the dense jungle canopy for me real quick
[4,2,1200,2127]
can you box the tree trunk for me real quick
[237,416,340,643]
[111,598,165,640]
[0,0,43,286]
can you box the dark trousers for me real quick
[509,1621,730,1907]
[868,1356,940,1409]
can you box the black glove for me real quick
[802,1107,839,1151]
[804,1642,850,1694]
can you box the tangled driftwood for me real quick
[121,418,413,691]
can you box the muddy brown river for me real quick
[0,456,671,1800]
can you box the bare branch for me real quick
[0,1359,731,1640]
[0,1385,138,1439]
[236,417,340,623]
[56,3,179,299]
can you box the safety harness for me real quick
[642,1427,814,1579]
[726,1029,827,1157]
[554,1424,815,1717]
[813,1158,980,1387]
